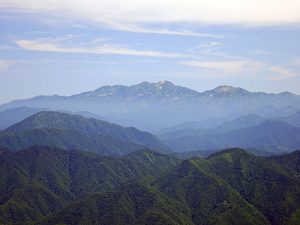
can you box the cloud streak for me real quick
[1,0,299,36]
[181,59,299,81]
[269,66,298,80]
[15,39,186,58]
[181,59,264,74]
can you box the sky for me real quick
[0,0,300,104]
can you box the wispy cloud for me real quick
[181,59,264,74]
[269,66,298,80]
[100,23,224,38]
[0,60,13,71]
[188,42,223,53]
[1,0,299,36]
[182,58,299,81]
[15,38,186,58]
[187,42,240,59]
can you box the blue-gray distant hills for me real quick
[0,81,299,131]
[160,111,300,153]
[162,119,300,153]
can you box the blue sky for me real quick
[0,0,300,104]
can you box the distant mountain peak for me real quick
[136,80,175,88]
[200,85,250,98]
[279,91,294,97]
[155,80,174,86]
[79,80,199,103]
[208,148,250,159]
[213,85,248,94]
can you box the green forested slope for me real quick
[0,146,179,224]
[1,147,300,225]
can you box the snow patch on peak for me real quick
[158,80,167,85]
[213,85,248,94]
[215,85,235,92]
[155,80,174,86]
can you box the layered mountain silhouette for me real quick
[0,111,168,155]
[1,147,300,225]
[162,119,300,153]
[0,81,299,131]
[1,108,299,155]
[160,110,300,153]
[0,81,299,224]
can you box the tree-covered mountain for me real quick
[0,107,46,130]
[39,181,194,225]
[0,147,12,162]
[0,111,168,155]
[0,107,108,131]
[0,128,145,155]
[0,146,180,225]
[200,149,300,225]
[0,81,299,131]
[35,148,300,225]
[171,148,274,159]
[152,156,269,225]
[0,81,299,224]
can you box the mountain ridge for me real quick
[38,148,300,225]
[162,119,300,153]
[0,81,299,131]
[1,147,300,224]
[0,111,168,154]
[2,82,299,106]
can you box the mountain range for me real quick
[161,112,300,153]
[1,146,300,225]
[0,111,168,155]
[1,81,299,131]
[1,108,299,155]
[1,81,300,224]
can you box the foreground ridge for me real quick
[1,147,300,225]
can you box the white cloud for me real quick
[269,66,298,80]
[15,39,186,58]
[198,42,223,48]
[181,59,264,74]
[187,42,236,59]
[96,22,223,37]
[188,42,222,53]
[0,60,13,71]
[181,59,298,80]
[0,0,299,35]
